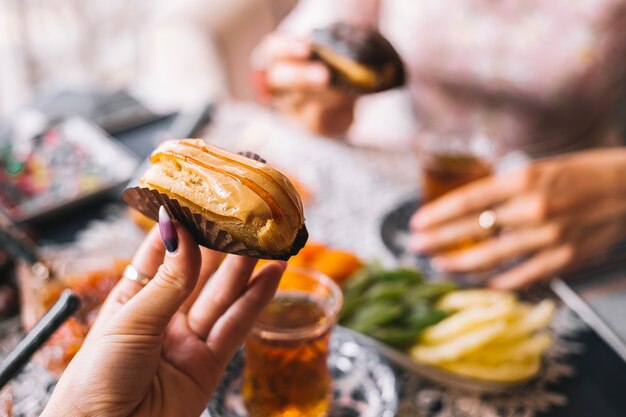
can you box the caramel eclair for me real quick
[123,139,307,260]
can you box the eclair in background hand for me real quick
[311,22,405,94]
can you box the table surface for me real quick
[17,109,626,417]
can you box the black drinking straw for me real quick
[0,290,80,389]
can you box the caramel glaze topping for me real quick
[150,140,303,224]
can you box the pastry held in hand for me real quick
[311,22,405,93]
[122,139,307,260]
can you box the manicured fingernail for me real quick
[159,206,178,253]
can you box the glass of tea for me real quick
[242,267,343,417]
[415,129,500,252]
[417,130,499,203]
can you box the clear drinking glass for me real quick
[416,129,500,204]
[415,129,501,252]
[242,267,343,417]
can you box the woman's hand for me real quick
[41,210,286,417]
[252,32,357,137]
[410,149,626,289]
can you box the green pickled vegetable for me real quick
[339,263,455,351]
[369,327,422,351]
[345,301,403,333]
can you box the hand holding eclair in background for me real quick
[252,23,404,138]
[252,31,357,137]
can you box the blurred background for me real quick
[0,0,297,118]
[2,2,626,417]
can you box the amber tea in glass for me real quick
[421,153,493,202]
[417,131,499,252]
[242,267,343,417]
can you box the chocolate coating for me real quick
[311,22,405,93]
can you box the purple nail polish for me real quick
[159,206,178,252]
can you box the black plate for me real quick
[380,197,507,285]
[380,197,419,260]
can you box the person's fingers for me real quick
[114,227,165,303]
[431,194,626,277]
[489,245,574,289]
[113,210,201,336]
[413,189,626,254]
[206,261,285,364]
[187,256,258,339]
[497,193,626,231]
[267,61,330,91]
[410,191,559,253]
[410,171,526,230]
[409,215,490,253]
[492,193,553,227]
[566,195,626,227]
[564,216,626,272]
[179,247,225,313]
[92,227,165,333]
[262,33,311,62]
[431,223,564,272]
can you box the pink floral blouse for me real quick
[282,0,626,155]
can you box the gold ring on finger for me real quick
[123,264,151,287]
[478,210,498,234]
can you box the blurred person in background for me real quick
[0,0,295,118]
[253,0,626,288]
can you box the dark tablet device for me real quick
[35,89,169,135]
[0,116,138,223]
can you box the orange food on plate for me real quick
[309,250,362,286]
[289,242,328,267]
[32,259,128,376]
[264,241,362,286]
[129,208,157,233]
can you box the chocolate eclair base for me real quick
[311,22,405,93]
[122,186,308,260]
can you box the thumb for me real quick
[115,207,201,335]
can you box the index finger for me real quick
[86,226,165,340]
[95,227,164,320]
[266,61,330,91]
[187,255,259,339]
[262,33,311,63]
[179,247,225,313]
[411,172,525,230]
[206,261,285,365]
